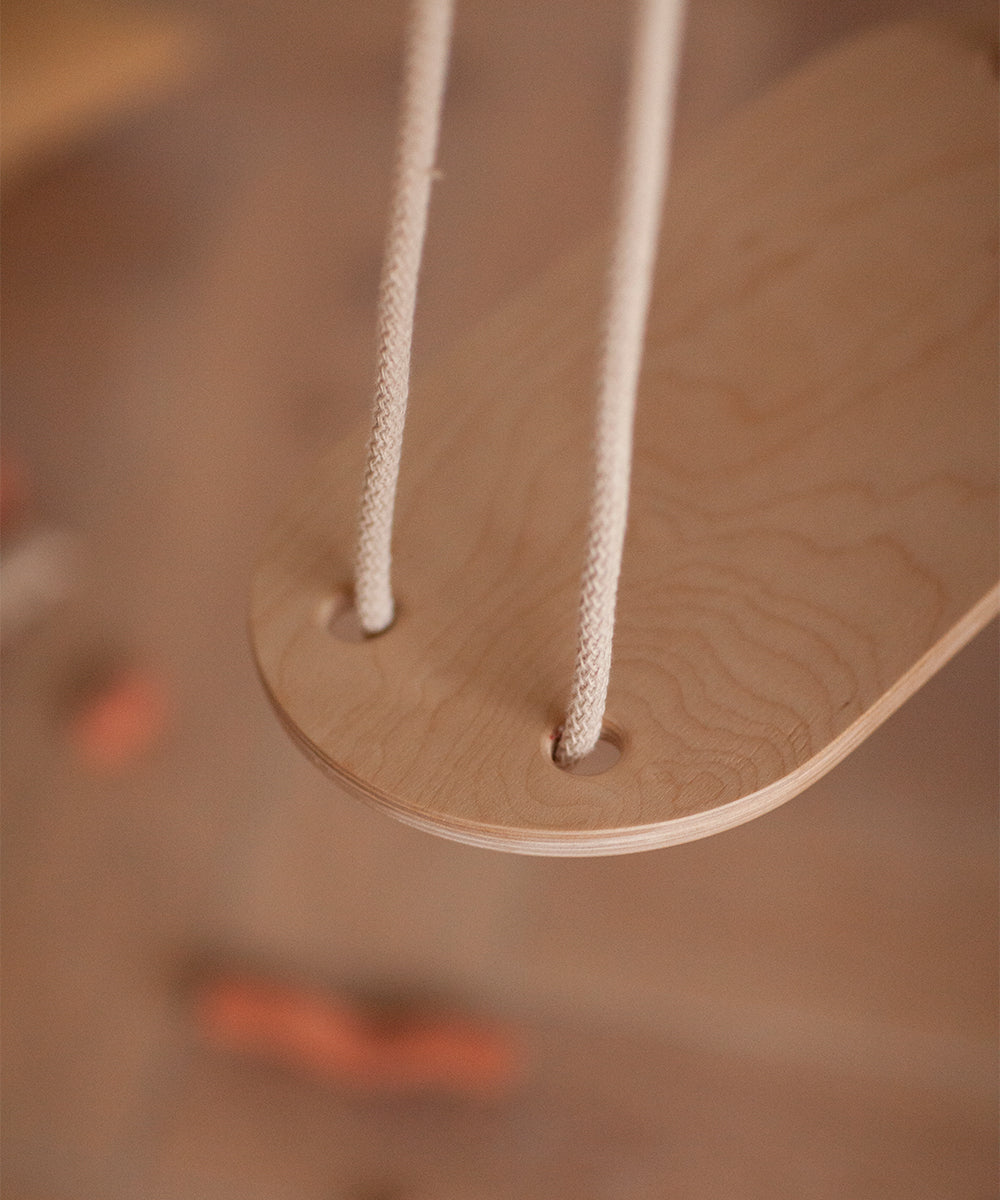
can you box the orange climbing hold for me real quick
[68,668,168,772]
[195,973,523,1098]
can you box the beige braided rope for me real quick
[555,0,685,765]
[356,0,685,771]
[355,0,454,634]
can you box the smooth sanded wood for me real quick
[251,23,999,856]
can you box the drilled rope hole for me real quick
[315,593,395,643]
[548,725,623,776]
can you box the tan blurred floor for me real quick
[2,2,997,1197]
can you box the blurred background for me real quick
[2,1,997,1196]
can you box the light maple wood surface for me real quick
[3,2,997,1193]
[252,22,998,855]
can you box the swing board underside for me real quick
[251,22,999,855]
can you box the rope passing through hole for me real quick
[355,0,455,636]
[555,0,685,765]
[354,0,687,767]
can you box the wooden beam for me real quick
[2,0,201,176]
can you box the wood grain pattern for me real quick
[251,23,999,855]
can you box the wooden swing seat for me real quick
[251,22,998,855]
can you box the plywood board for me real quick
[252,23,999,854]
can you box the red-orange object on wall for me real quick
[196,973,524,1098]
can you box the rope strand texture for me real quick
[555,0,686,765]
[355,0,454,634]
